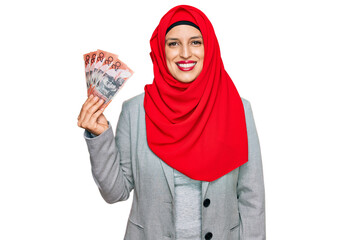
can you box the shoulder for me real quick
[122,92,145,111]
[240,96,251,112]
[240,97,256,127]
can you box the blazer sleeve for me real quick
[237,99,266,240]
[84,101,134,204]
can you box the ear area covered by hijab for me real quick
[144,5,248,182]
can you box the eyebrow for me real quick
[165,35,203,42]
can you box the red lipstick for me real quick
[176,60,197,71]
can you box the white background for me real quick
[1,0,361,239]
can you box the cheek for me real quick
[165,54,172,68]
[165,48,177,62]
[199,49,205,60]
[194,49,204,62]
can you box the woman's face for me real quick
[165,25,204,83]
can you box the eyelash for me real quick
[192,41,202,45]
[168,41,202,47]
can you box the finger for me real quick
[90,108,105,127]
[85,94,94,104]
[82,98,104,127]
[87,106,106,131]
[78,94,94,122]
[79,95,100,125]
[98,112,108,124]
[82,94,95,110]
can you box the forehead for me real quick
[165,25,202,39]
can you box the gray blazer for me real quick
[84,92,265,240]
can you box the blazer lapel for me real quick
[159,159,210,200]
[159,159,175,199]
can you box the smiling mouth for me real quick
[176,62,197,71]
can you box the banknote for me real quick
[83,50,134,109]
[88,51,98,96]
[91,57,134,109]
[83,51,96,96]
[90,49,118,95]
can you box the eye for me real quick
[168,42,178,47]
[192,40,202,46]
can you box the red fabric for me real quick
[143,5,248,182]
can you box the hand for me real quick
[77,95,109,136]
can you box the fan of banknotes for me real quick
[83,49,134,109]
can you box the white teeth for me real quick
[177,63,196,68]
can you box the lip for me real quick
[176,60,197,71]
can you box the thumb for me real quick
[98,113,108,125]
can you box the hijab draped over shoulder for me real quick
[144,5,248,182]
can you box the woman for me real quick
[78,5,265,240]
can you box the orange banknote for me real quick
[83,50,134,110]
[83,51,96,96]
[90,49,118,95]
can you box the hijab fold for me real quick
[144,5,248,182]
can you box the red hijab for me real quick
[144,5,248,182]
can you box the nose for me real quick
[180,45,191,59]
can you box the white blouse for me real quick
[173,169,202,240]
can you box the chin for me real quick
[175,73,199,83]
[176,77,196,83]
